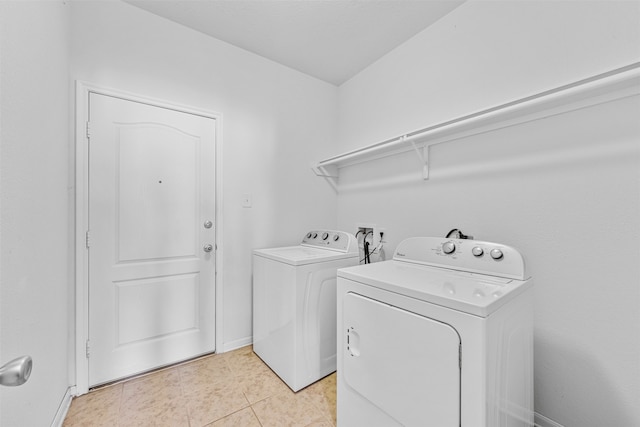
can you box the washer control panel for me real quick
[393,237,527,280]
[302,230,358,253]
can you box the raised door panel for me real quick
[117,125,199,261]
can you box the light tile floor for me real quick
[63,346,336,427]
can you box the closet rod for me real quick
[315,61,640,172]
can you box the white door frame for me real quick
[74,81,224,395]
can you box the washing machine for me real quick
[337,237,534,427]
[253,230,359,391]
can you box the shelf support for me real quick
[409,138,430,180]
[311,163,339,192]
[311,163,338,178]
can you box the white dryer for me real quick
[253,230,359,391]
[337,237,534,427]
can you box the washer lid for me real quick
[338,260,532,317]
[254,245,358,266]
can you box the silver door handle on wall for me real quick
[0,355,32,387]
[203,244,213,252]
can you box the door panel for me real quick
[88,93,216,386]
[117,124,198,261]
[343,292,461,426]
[115,274,199,345]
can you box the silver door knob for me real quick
[0,355,32,387]
[203,220,213,229]
[203,244,213,253]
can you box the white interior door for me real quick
[88,93,216,386]
[343,292,461,426]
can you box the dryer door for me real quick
[343,292,460,426]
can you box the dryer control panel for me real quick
[393,237,528,280]
[302,230,358,253]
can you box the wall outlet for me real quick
[378,228,386,243]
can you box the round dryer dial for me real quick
[472,247,484,257]
[490,249,504,260]
[442,242,456,254]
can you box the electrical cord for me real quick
[364,241,370,264]
[363,230,373,263]
[445,228,460,238]
[356,229,386,264]
[362,231,386,264]
[359,243,382,263]
[356,228,366,264]
[445,228,472,239]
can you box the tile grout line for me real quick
[177,362,194,427]
[249,405,265,427]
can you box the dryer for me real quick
[253,230,359,391]
[337,237,534,427]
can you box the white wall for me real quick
[0,1,71,425]
[70,1,338,351]
[335,1,640,426]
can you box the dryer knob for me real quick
[442,242,456,254]
[322,232,329,240]
[333,234,340,241]
[472,247,484,257]
[490,249,504,260]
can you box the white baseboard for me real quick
[221,336,252,353]
[51,386,75,427]
[535,412,565,427]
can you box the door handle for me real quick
[203,244,214,253]
[347,327,361,357]
[0,355,32,387]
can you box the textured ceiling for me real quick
[125,0,465,86]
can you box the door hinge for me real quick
[85,230,91,249]
[85,340,91,359]
[86,121,91,139]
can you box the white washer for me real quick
[337,237,534,427]
[253,230,359,391]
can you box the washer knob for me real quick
[472,247,484,257]
[490,248,504,260]
[442,242,456,254]
[322,232,329,240]
[306,232,313,239]
[333,234,340,242]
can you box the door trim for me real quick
[74,81,224,395]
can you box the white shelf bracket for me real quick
[410,139,430,180]
[311,163,338,178]
[311,163,339,192]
